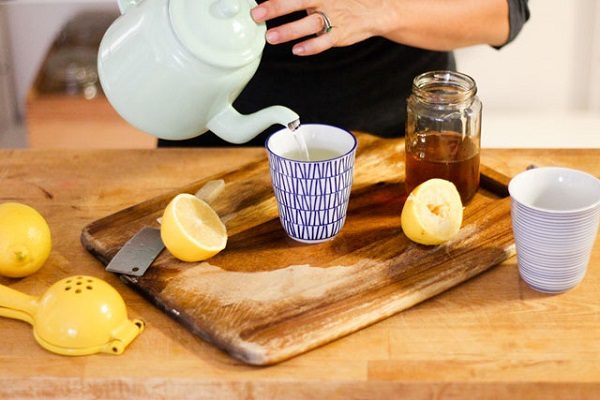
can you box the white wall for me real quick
[455,0,600,147]
[456,0,599,112]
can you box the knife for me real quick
[105,180,225,276]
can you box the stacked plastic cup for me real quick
[508,167,600,293]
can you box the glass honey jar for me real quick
[405,71,482,204]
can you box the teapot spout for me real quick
[207,104,300,144]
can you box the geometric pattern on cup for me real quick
[278,202,349,226]
[271,168,354,196]
[271,167,353,242]
[269,152,354,179]
[280,217,347,243]
[267,153,356,243]
[265,125,358,243]
[274,186,352,211]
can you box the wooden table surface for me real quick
[0,142,599,399]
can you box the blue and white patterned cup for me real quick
[266,124,358,244]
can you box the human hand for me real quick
[251,0,388,56]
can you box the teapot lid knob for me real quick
[169,0,266,68]
[210,0,240,19]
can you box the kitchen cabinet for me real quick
[26,93,156,149]
[23,7,156,149]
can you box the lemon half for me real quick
[401,179,463,245]
[160,194,227,262]
[0,202,52,277]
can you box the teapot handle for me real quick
[118,0,142,14]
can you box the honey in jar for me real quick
[405,71,482,203]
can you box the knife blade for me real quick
[105,227,165,276]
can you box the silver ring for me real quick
[312,11,334,35]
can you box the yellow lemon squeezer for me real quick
[0,276,144,355]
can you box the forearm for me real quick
[252,0,514,56]
[377,0,510,51]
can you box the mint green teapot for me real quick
[98,0,300,144]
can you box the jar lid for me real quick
[169,0,266,68]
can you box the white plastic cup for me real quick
[508,167,600,293]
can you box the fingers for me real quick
[250,0,340,56]
[251,0,317,23]
[265,14,324,44]
[292,34,335,56]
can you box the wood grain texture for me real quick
[81,135,515,365]
[0,143,599,398]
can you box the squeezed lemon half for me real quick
[160,193,227,262]
[401,179,463,245]
[0,202,52,277]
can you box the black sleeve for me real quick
[495,0,530,49]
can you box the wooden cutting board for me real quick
[81,134,515,365]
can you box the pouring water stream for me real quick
[287,120,311,162]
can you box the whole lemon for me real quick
[0,202,52,277]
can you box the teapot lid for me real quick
[169,0,266,68]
